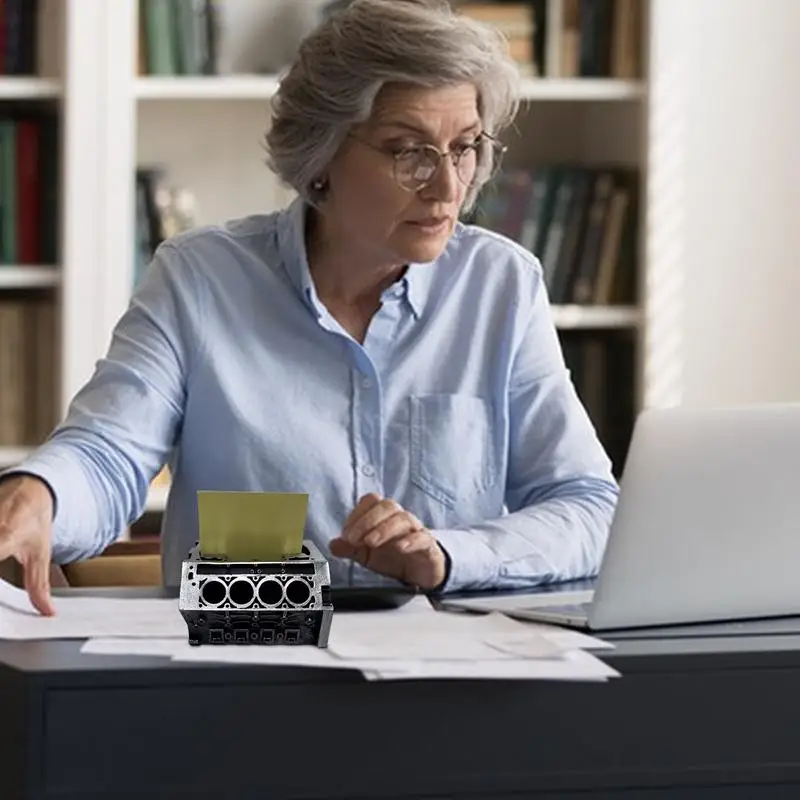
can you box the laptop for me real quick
[463,403,800,632]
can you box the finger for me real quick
[345,499,404,545]
[329,537,371,570]
[386,528,435,555]
[342,493,382,538]
[23,549,56,617]
[0,526,17,563]
[329,536,357,559]
[364,511,423,548]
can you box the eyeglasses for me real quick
[353,132,507,192]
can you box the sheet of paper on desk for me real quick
[165,640,617,681]
[325,609,565,660]
[0,578,185,639]
[197,490,308,560]
[80,595,437,657]
[164,604,619,681]
[78,595,618,681]
[440,591,612,650]
[360,649,620,681]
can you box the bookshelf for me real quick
[129,0,651,515]
[133,75,644,103]
[0,0,64,466]
[4,0,799,530]
[0,267,61,289]
[0,78,61,99]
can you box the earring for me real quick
[311,177,327,191]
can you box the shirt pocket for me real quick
[408,393,499,509]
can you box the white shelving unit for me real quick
[128,0,653,512]
[0,78,60,99]
[134,75,644,103]
[0,0,65,469]
[136,74,281,100]
[0,268,61,289]
[551,305,642,330]
[7,0,798,516]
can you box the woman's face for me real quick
[322,82,483,267]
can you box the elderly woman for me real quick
[0,0,617,615]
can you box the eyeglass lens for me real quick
[395,140,501,190]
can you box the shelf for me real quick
[135,75,643,103]
[0,78,60,99]
[146,484,170,512]
[135,75,280,100]
[0,266,60,289]
[518,78,644,101]
[0,446,33,467]
[551,305,641,329]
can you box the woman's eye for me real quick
[394,146,424,158]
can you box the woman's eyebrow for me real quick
[373,120,483,136]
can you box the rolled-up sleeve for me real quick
[433,260,619,592]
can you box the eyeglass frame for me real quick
[349,130,507,192]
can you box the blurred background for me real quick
[0,0,797,556]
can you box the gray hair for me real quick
[265,0,520,211]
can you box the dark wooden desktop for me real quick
[3,587,800,799]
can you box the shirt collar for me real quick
[276,195,437,321]
[399,261,433,319]
[276,196,324,318]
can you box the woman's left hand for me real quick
[329,493,447,590]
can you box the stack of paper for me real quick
[0,578,618,681]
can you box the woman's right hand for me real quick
[0,475,57,616]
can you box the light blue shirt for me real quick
[9,197,618,591]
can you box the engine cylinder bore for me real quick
[285,578,311,606]
[257,578,283,606]
[228,578,256,607]
[200,578,227,606]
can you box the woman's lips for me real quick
[407,217,450,234]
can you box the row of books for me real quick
[0,294,57,447]
[467,164,637,306]
[454,0,641,80]
[138,0,219,76]
[134,167,196,287]
[0,0,40,76]
[0,111,59,266]
[560,0,641,79]
[456,2,538,77]
[560,328,636,476]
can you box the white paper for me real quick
[0,579,435,641]
[167,643,616,681]
[80,606,618,682]
[325,610,564,660]
[362,649,620,681]
[81,638,188,657]
[0,578,185,640]
[439,592,613,651]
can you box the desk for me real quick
[3,594,800,799]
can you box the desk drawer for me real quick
[41,669,800,798]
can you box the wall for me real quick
[681,0,800,406]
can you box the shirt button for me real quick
[362,377,372,389]
[361,464,376,477]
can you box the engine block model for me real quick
[179,539,333,647]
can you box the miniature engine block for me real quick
[178,539,333,647]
